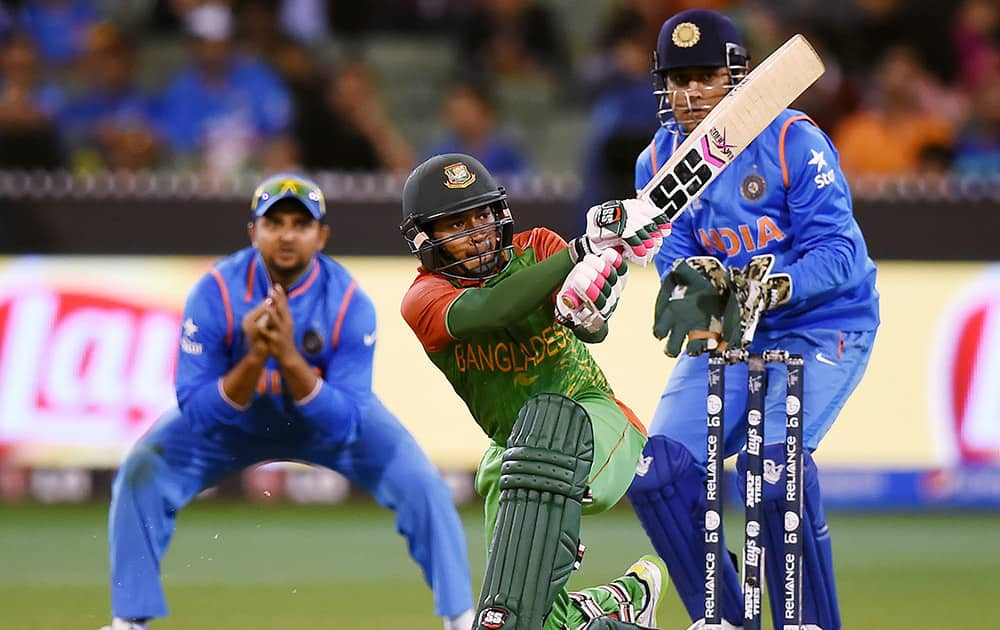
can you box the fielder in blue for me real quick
[626,10,879,630]
[100,174,474,630]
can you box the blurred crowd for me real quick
[0,0,997,206]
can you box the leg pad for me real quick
[475,393,594,629]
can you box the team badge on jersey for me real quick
[672,22,700,48]
[740,173,766,201]
[302,328,324,355]
[443,162,477,189]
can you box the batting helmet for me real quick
[652,10,749,128]
[400,153,514,280]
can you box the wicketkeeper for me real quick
[627,9,880,630]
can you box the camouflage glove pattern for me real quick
[727,254,792,347]
[653,256,741,357]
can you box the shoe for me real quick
[98,619,148,630]
[624,554,668,628]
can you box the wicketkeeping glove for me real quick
[567,199,670,267]
[727,253,792,347]
[555,249,629,333]
[653,256,741,357]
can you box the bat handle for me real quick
[559,289,582,309]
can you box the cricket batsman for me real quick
[100,173,475,630]
[626,10,880,630]
[400,153,671,629]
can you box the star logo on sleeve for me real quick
[180,318,203,354]
[807,149,828,173]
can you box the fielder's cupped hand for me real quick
[240,300,271,360]
[258,285,298,364]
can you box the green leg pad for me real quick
[475,393,595,630]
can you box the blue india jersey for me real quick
[636,109,879,333]
[174,247,375,444]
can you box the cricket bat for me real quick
[641,34,825,221]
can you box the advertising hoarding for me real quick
[1,256,998,506]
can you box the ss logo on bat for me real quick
[648,148,712,218]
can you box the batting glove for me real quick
[567,199,664,267]
[556,250,629,333]
[621,198,671,262]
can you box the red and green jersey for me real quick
[401,228,614,443]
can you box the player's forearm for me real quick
[275,351,321,401]
[220,352,269,407]
[448,249,573,336]
[782,233,860,303]
[176,353,266,425]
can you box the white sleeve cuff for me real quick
[294,377,323,406]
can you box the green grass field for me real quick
[2,502,997,629]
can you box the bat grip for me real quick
[559,289,582,309]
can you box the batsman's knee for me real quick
[502,393,594,500]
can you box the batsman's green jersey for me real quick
[401,229,638,440]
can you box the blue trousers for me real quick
[649,328,876,460]
[108,398,473,620]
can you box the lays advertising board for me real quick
[0,257,997,507]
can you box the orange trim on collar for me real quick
[288,259,320,299]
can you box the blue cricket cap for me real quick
[250,173,326,221]
[655,9,745,72]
